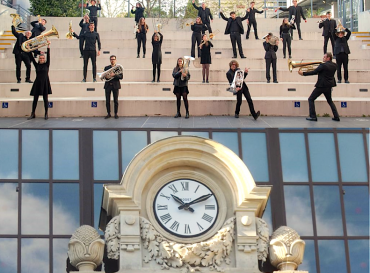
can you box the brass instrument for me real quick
[193,57,201,68]
[263,33,279,45]
[181,56,195,81]
[288,59,323,73]
[226,69,244,95]
[66,21,74,39]
[289,15,295,25]
[336,19,346,33]
[22,25,59,52]
[97,64,124,82]
[186,21,195,26]
[317,17,327,24]
[10,14,23,28]
[156,24,162,33]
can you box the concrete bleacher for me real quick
[0,16,369,118]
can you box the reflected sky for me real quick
[212,132,239,156]
[181,131,210,138]
[262,198,272,235]
[122,131,147,172]
[150,131,178,143]
[21,238,49,273]
[0,183,18,234]
[348,240,369,273]
[299,240,316,273]
[0,130,18,179]
[53,239,70,273]
[318,240,347,273]
[0,238,17,273]
[94,183,104,235]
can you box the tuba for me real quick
[97,64,124,82]
[226,69,244,95]
[181,56,195,81]
[10,14,23,28]
[22,26,59,52]
[66,21,74,39]
[288,59,323,72]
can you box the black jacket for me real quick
[263,41,278,59]
[192,3,213,23]
[319,19,337,36]
[279,5,306,23]
[152,32,163,64]
[73,31,101,51]
[103,65,123,90]
[131,7,145,23]
[86,3,101,17]
[247,8,263,21]
[11,25,30,55]
[280,24,295,38]
[172,67,190,87]
[30,20,45,38]
[220,12,249,35]
[79,19,89,35]
[303,61,337,88]
[334,29,351,55]
[191,23,207,34]
[226,68,248,89]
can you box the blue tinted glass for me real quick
[181,131,210,138]
[279,133,308,182]
[343,186,369,236]
[53,130,79,180]
[284,186,313,235]
[318,240,347,273]
[94,184,104,235]
[262,198,272,235]
[150,131,178,143]
[53,183,80,235]
[0,238,17,273]
[212,132,239,156]
[314,186,343,236]
[22,130,49,179]
[308,133,338,182]
[122,131,147,172]
[299,240,316,273]
[241,133,269,182]
[53,239,70,273]
[93,131,119,181]
[21,238,49,273]
[21,183,49,235]
[0,130,18,179]
[0,183,18,234]
[348,240,369,273]
[337,133,368,182]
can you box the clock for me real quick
[153,179,219,238]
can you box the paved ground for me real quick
[0,116,369,128]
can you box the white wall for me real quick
[358,10,370,31]
[0,4,17,34]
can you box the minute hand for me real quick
[178,194,213,210]
[171,194,194,212]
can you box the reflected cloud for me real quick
[318,240,347,273]
[0,238,17,273]
[53,239,69,273]
[21,239,49,273]
[0,184,18,234]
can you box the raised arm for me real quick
[72,32,81,39]
[79,19,84,28]
[11,25,20,38]
[46,47,50,67]
[220,12,228,21]
[241,11,249,21]
[192,2,200,10]
[131,8,136,14]
[159,32,163,44]
[279,7,289,11]
[30,20,38,27]
[29,51,38,67]
[256,9,264,14]
[97,3,101,10]
[345,29,351,40]
[319,21,324,29]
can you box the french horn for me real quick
[66,21,74,39]
[21,25,59,52]
[181,56,195,81]
[10,14,23,28]
[97,64,124,82]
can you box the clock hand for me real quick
[171,194,194,212]
[178,194,213,210]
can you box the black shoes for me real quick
[104,114,111,119]
[235,114,239,118]
[25,79,33,83]
[93,79,97,82]
[17,80,21,83]
[206,80,209,83]
[174,112,181,118]
[299,38,303,40]
[241,55,246,59]
[289,55,292,59]
[137,55,140,58]
[337,80,341,83]
[253,111,260,120]
[267,80,270,83]
[332,117,340,121]
[151,80,155,83]
[80,55,83,58]
[232,55,237,58]
[202,80,205,83]
[44,113,48,120]
[27,112,35,120]
[345,80,350,84]
[185,112,189,119]
[273,80,279,83]
[157,79,160,82]
[81,79,86,82]
[306,117,317,121]
[256,37,259,40]
[283,56,286,59]
[143,54,145,58]
[246,37,249,39]
[114,114,119,119]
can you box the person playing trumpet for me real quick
[86,0,101,32]
[263,33,279,83]
[319,12,336,55]
[280,18,295,59]
[11,24,32,83]
[190,17,206,58]
[199,34,213,83]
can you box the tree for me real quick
[100,0,127,18]
[184,0,198,18]
[29,0,81,17]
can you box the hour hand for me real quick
[171,194,194,212]
[178,194,213,210]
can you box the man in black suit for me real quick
[278,0,306,40]
[334,27,351,83]
[263,33,279,83]
[86,0,101,32]
[192,0,213,34]
[246,1,267,39]
[103,55,123,119]
[298,52,340,121]
[319,11,336,55]
[220,10,248,58]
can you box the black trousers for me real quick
[152,64,161,81]
[204,21,212,33]
[246,20,258,39]
[137,33,146,55]
[308,87,339,118]
[282,33,292,57]
[105,86,119,114]
[15,52,31,81]
[290,22,302,39]
[336,52,349,81]
[191,32,202,57]
[83,50,97,80]
[230,32,244,57]
[323,34,335,54]
[90,16,98,32]
[265,58,277,81]
[235,85,256,115]
[79,38,84,56]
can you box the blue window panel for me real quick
[241,133,269,182]
[0,238,17,273]
[337,133,368,182]
[348,240,369,273]
[53,239,70,273]
[313,186,343,236]
[21,238,49,273]
[298,240,316,273]
[318,240,347,273]
[53,183,80,235]
[343,186,369,236]
[150,131,178,143]
[121,131,147,172]
[279,133,309,182]
[0,130,18,179]
[21,183,49,235]
[93,131,119,181]
[212,132,239,156]
[284,186,313,236]
[22,130,49,179]
[0,183,18,234]
[94,183,104,235]
[308,133,338,182]
[262,198,272,235]
[181,131,210,138]
[53,130,79,180]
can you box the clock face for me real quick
[153,179,219,238]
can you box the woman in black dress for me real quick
[27,41,52,120]
[172,58,190,119]
[200,34,213,83]
[279,18,295,59]
[190,17,206,58]
[151,31,163,83]
[137,17,148,58]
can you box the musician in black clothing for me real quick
[319,12,336,55]
[192,0,213,34]
[78,15,90,58]
[334,27,351,83]
[103,55,122,119]
[220,10,248,58]
[277,0,306,40]
[73,22,101,82]
[200,34,213,83]
[30,17,46,57]
[136,17,148,58]
[173,58,191,119]
[263,33,279,83]
[226,60,260,119]
[246,1,266,39]
[131,3,145,24]
[280,18,295,59]
[152,31,163,83]
[86,0,101,32]
[299,52,340,121]
[190,17,206,58]
[11,25,32,83]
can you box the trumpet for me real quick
[317,17,327,24]
[226,69,244,95]
[22,25,59,52]
[10,14,23,28]
[288,60,323,73]
[181,56,194,81]
[66,21,74,39]
[97,64,124,82]
[186,22,195,26]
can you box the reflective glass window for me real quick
[181,131,210,138]
[0,238,17,273]
[21,183,49,235]
[121,131,147,172]
[212,132,239,156]
[348,240,369,273]
[299,240,316,273]
[318,240,347,273]
[53,183,80,235]
[53,238,70,273]
[93,131,119,181]
[0,130,18,179]
[313,186,343,236]
[343,186,369,236]
[241,133,269,182]
[94,183,104,234]
[150,131,178,143]
[337,133,368,182]
[262,199,272,235]
[21,238,49,273]
[22,130,49,179]
[284,186,313,235]
[279,133,309,182]
[308,133,338,182]
[0,183,18,234]
[53,130,79,180]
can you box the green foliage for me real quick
[30,0,82,17]
[184,0,199,19]
[323,113,330,117]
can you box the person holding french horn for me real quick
[263,33,279,83]
[172,58,191,119]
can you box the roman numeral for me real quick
[197,222,204,231]
[160,213,172,224]
[160,193,170,200]
[194,185,200,193]
[170,221,179,231]
[157,204,168,210]
[205,205,215,210]
[185,224,191,234]
[202,213,213,223]
[181,181,189,191]
[168,184,178,194]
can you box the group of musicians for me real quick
[11,1,352,122]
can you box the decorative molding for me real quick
[241,216,253,226]
[256,218,269,263]
[121,244,141,252]
[237,244,257,253]
[105,216,121,260]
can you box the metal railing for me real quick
[1,0,32,26]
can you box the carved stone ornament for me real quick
[68,225,105,271]
[105,216,121,260]
[140,217,236,273]
[255,218,270,263]
[269,226,305,271]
